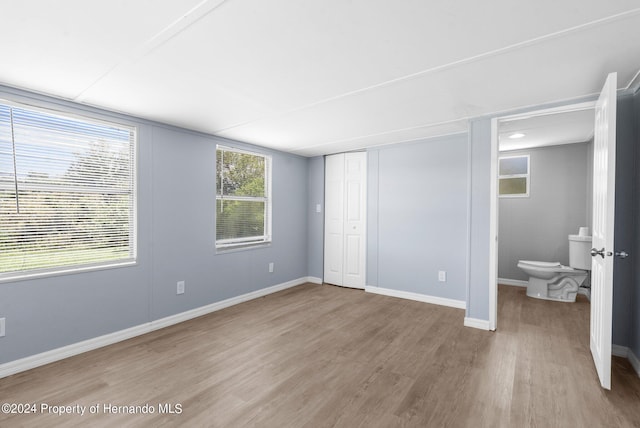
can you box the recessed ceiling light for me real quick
[509,133,526,139]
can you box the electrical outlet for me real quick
[0,318,5,337]
[269,262,274,273]
[177,281,185,295]
[438,271,447,282]
[315,204,322,213]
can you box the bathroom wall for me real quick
[585,139,594,229]
[498,142,591,282]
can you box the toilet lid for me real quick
[519,260,561,268]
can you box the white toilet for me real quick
[517,231,592,302]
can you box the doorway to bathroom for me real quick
[488,73,623,391]
[496,105,596,296]
[488,73,625,391]
[491,101,598,371]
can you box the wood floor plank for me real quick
[1,283,639,427]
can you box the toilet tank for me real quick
[569,234,592,270]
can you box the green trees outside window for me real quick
[0,102,136,279]
[216,147,271,248]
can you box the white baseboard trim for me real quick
[464,317,491,330]
[364,286,466,309]
[0,277,309,379]
[612,344,628,358]
[306,276,323,284]
[629,349,640,378]
[612,344,640,378]
[498,278,528,287]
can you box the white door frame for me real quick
[488,101,596,331]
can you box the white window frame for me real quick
[498,154,530,198]
[0,98,137,282]
[216,145,272,249]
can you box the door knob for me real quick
[615,251,629,259]
[590,248,605,258]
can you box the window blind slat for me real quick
[0,101,136,279]
[216,146,271,248]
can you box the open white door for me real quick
[590,72,617,390]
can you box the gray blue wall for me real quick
[367,134,469,302]
[631,89,640,359]
[498,143,591,282]
[612,94,637,348]
[307,156,324,280]
[467,119,492,321]
[0,86,309,365]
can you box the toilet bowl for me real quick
[517,231,592,303]
[517,260,587,302]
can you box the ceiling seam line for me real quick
[73,0,231,103]
[212,7,640,135]
[291,119,471,151]
[294,91,606,153]
[624,68,640,91]
[291,131,470,156]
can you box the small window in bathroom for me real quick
[499,155,529,197]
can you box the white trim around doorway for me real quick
[488,100,596,331]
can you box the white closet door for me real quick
[324,152,367,288]
[342,153,367,288]
[324,154,345,286]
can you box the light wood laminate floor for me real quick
[1,283,639,427]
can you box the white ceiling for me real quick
[1,1,639,157]
[499,108,595,152]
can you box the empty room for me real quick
[1,1,640,427]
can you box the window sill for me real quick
[216,242,271,254]
[0,259,138,284]
[499,193,530,198]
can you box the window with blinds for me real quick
[0,100,136,281]
[216,146,271,249]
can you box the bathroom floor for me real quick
[496,283,640,425]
